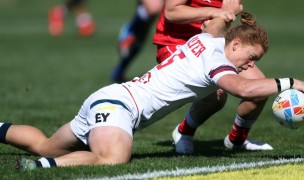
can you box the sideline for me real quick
[91,158,304,180]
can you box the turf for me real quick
[0,0,304,179]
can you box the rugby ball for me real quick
[272,89,304,129]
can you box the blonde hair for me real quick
[225,12,269,53]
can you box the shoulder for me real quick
[194,33,225,53]
[181,33,225,58]
[194,33,224,45]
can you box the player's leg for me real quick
[48,2,66,36]
[68,0,95,36]
[16,84,137,170]
[38,122,88,156]
[0,122,48,154]
[48,0,94,37]
[16,106,134,170]
[16,125,132,170]
[16,126,132,170]
[14,121,87,170]
[112,0,163,82]
[0,122,84,156]
[50,94,136,167]
[55,126,133,167]
[172,90,227,154]
[173,66,273,154]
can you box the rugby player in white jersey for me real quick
[1,12,303,170]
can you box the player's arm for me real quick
[217,74,304,100]
[203,16,233,37]
[164,0,241,23]
[141,0,163,15]
[222,0,243,15]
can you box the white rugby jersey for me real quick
[122,33,238,129]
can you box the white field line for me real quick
[86,158,304,180]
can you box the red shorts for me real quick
[156,45,181,63]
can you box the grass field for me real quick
[0,0,304,179]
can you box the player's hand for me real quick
[292,79,304,92]
[212,10,236,22]
[222,0,243,15]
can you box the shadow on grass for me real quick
[155,139,237,156]
[132,139,243,160]
[132,139,304,161]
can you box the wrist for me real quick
[274,78,294,92]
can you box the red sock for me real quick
[228,122,249,145]
[178,119,196,136]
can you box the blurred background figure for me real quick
[48,0,95,37]
[111,0,164,83]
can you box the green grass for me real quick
[0,0,304,179]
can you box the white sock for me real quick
[234,114,256,128]
[38,157,57,168]
[185,112,200,128]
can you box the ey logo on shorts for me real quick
[95,113,110,123]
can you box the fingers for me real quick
[293,79,304,92]
[212,11,236,22]
[226,12,236,21]
[221,11,236,22]
[222,0,243,15]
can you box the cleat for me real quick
[172,125,194,154]
[48,5,65,37]
[224,135,273,151]
[16,157,37,171]
[76,13,95,37]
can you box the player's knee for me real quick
[29,140,52,156]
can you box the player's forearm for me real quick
[203,17,228,37]
[236,78,304,100]
[218,76,302,100]
[234,78,279,99]
[165,5,222,24]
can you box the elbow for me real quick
[233,86,255,99]
[164,12,174,22]
[237,90,253,99]
[235,86,267,101]
[164,9,180,23]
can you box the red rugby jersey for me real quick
[153,0,223,46]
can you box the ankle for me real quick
[178,120,196,136]
[36,157,57,168]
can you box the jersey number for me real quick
[156,52,186,70]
